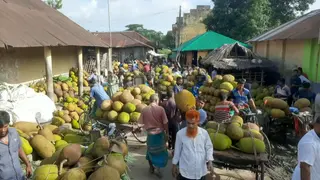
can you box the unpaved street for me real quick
[126,137,273,180]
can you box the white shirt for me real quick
[292,130,320,180]
[299,75,310,83]
[172,127,214,179]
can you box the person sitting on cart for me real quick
[274,78,291,101]
[89,78,111,117]
[173,77,184,94]
[215,92,239,123]
[230,78,257,113]
[196,97,208,127]
[294,82,316,104]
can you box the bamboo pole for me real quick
[96,47,101,75]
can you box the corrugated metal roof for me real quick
[173,31,250,52]
[249,10,320,42]
[94,31,154,49]
[0,0,108,48]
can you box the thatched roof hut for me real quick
[200,43,274,70]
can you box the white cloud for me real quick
[59,0,320,33]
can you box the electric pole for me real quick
[177,5,182,48]
[107,0,113,72]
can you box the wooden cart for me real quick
[213,149,269,180]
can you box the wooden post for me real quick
[96,47,101,75]
[77,47,83,96]
[44,47,54,101]
[260,70,264,86]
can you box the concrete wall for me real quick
[0,46,78,84]
[253,39,304,75]
[172,5,211,47]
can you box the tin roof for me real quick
[249,10,320,42]
[0,0,108,48]
[94,31,154,49]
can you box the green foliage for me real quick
[125,24,175,49]
[46,0,63,10]
[205,0,315,41]
[157,48,172,58]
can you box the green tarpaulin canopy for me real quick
[173,31,251,52]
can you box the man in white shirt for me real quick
[292,117,320,180]
[172,109,214,180]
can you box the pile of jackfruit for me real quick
[29,67,90,103]
[95,84,156,124]
[250,83,275,108]
[14,121,129,179]
[198,74,238,115]
[205,116,266,154]
[184,67,209,91]
[155,65,178,94]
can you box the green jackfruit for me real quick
[237,137,266,154]
[123,102,136,113]
[130,112,141,122]
[226,123,244,141]
[209,133,232,151]
[118,112,130,124]
[33,165,59,180]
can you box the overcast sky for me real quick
[60,0,320,34]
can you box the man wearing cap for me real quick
[291,116,320,180]
[172,109,214,180]
[0,111,32,180]
[230,79,257,112]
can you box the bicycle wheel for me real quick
[132,129,147,143]
[113,129,128,145]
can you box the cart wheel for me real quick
[132,128,147,144]
[255,163,265,180]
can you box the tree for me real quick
[204,0,316,41]
[205,0,271,41]
[269,0,315,27]
[161,31,175,49]
[46,0,63,10]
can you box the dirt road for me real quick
[126,137,271,180]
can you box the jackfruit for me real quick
[131,99,142,106]
[226,123,244,141]
[38,127,55,143]
[231,115,243,126]
[175,90,196,112]
[209,133,232,150]
[88,165,120,180]
[92,137,110,158]
[13,122,39,133]
[16,129,31,140]
[95,108,103,118]
[294,98,311,109]
[223,74,235,82]
[52,116,65,126]
[112,92,123,101]
[135,95,142,100]
[237,137,266,154]
[106,153,127,175]
[107,110,118,121]
[120,90,134,104]
[243,129,264,141]
[70,112,80,121]
[123,102,136,113]
[206,122,227,134]
[118,112,130,124]
[131,87,141,96]
[242,123,260,131]
[40,148,63,165]
[268,98,288,109]
[271,109,286,118]
[77,156,95,173]
[101,100,113,111]
[30,135,56,159]
[57,144,82,167]
[219,82,233,92]
[43,124,58,132]
[55,140,68,151]
[20,136,33,155]
[71,120,80,129]
[130,112,141,122]
[53,134,62,141]
[33,165,59,180]
[112,101,124,112]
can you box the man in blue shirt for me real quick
[196,98,207,127]
[89,78,111,116]
[230,79,256,112]
[191,75,205,98]
[294,82,316,103]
